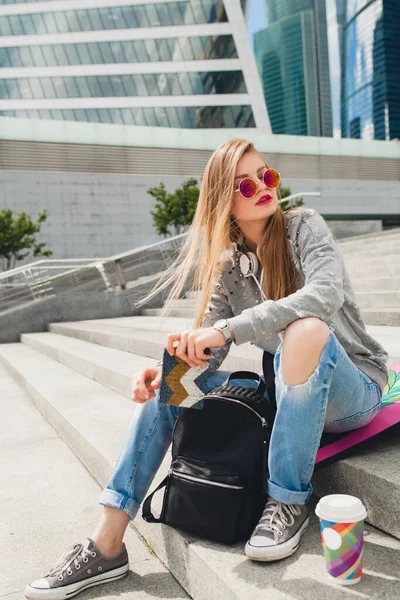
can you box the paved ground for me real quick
[0,364,188,600]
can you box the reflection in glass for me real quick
[0,1,228,35]
[0,105,256,128]
[254,0,332,137]
[341,0,399,140]
[0,36,237,68]
[0,72,246,99]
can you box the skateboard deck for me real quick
[316,361,400,467]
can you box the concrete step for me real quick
[185,274,400,300]
[170,291,400,311]
[346,264,400,280]
[168,298,199,308]
[337,228,400,247]
[0,364,188,600]
[141,305,400,326]
[361,308,400,327]
[366,324,400,364]
[345,261,400,279]
[350,275,400,293]
[21,331,156,399]
[356,290,400,309]
[343,254,399,271]
[0,344,399,600]
[312,424,400,543]
[140,307,211,318]
[48,316,400,368]
[338,240,400,257]
[49,318,265,373]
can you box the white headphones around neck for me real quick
[234,240,286,343]
[236,243,267,302]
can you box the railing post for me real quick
[23,269,37,301]
[114,259,126,290]
[95,263,113,291]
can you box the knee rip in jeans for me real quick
[282,363,321,393]
[279,326,335,392]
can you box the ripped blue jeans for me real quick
[99,325,382,518]
[266,323,381,504]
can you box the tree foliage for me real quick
[148,178,200,237]
[0,208,53,271]
[148,179,303,237]
[280,185,304,211]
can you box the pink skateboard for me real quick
[316,362,400,466]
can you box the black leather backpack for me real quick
[142,353,277,544]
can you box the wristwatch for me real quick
[213,319,234,344]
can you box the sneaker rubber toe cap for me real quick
[29,578,50,589]
[248,535,276,548]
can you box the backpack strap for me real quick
[142,477,167,523]
[226,371,265,397]
[262,351,277,415]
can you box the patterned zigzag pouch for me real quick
[158,347,211,409]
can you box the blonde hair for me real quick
[134,138,302,329]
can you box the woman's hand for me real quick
[132,366,162,403]
[165,327,226,368]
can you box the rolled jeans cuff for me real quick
[98,488,140,521]
[267,479,312,506]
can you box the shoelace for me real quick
[45,542,94,578]
[255,499,302,536]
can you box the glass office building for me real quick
[253,0,333,137]
[0,0,270,129]
[341,0,400,140]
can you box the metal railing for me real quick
[0,232,188,313]
[0,193,321,314]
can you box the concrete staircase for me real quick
[142,228,400,326]
[1,312,400,599]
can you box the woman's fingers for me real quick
[166,332,209,368]
[166,334,180,356]
[152,372,162,389]
[188,336,208,368]
[132,368,159,402]
[177,333,195,367]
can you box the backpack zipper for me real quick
[206,394,267,426]
[206,395,270,494]
[169,470,244,490]
[169,394,270,494]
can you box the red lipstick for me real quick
[256,194,273,205]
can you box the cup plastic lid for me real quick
[315,494,367,522]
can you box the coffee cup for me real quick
[315,494,367,585]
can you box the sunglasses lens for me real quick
[239,178,257,198]
[264,169,280,189]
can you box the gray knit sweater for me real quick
[201,207,389,395]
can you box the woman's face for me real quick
[230,150,279,223]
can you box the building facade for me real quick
[341,0,400,140]
[0,0,271,130]
[326,0,344,138]
[253,0,333,137]
[1,117,399,259]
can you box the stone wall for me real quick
[1,170,399,260]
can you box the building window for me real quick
[0,105,256,128]
[0,1,228,36]
[0,71,247,98]
[0,35,237,68]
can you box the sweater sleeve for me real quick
[226,211,345,346]
[201,275,234,372]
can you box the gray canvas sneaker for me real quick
[24,537,129,599]
[245,497,309,561]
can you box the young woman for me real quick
[25,138,388,599]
